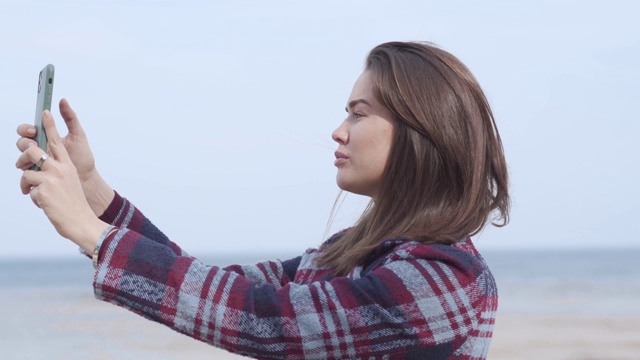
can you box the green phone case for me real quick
[32,64,55,171]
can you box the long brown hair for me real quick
[316,41,510,276]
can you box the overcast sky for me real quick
[2,1,639,259]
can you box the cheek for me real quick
[372,129,393,170]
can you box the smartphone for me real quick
[32,64,55,170]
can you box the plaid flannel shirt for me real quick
[94,192,498,359]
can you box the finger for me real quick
[20,170,45,195]
[16,137,38,152]
[17,124,37,138]
[59,98,86,136]
[42,110,71,163]
[29,186,42,209]
[16,143,44,170]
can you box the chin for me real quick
[336,177,371,197]
[336,176,353,193]
[336,177,349,192]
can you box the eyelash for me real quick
[344,109,365,121]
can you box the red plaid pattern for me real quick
[94,192,497,359]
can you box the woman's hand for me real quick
[16,99,114,215]
[16,110,109,253]
[17,99,95,178]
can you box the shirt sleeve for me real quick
[98,191,188,256]
[94,229,491,360]
[223,257,302,290]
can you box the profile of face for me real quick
[332,71,394,199]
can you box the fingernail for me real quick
[27,128,36,135]
[28,142,35,147]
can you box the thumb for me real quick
[43,110,71,163]
[59,98,86,136]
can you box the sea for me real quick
[1,248,639,317]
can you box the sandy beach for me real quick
[491,314,640,360]
[2,287,638,360]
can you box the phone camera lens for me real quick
[48,77,52,85]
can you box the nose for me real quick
[332,120,348,144]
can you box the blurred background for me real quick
[1,1,638,359]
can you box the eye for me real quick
[344,107,365,121]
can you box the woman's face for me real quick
[332,70,394,199]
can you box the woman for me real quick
[16,41,509,359]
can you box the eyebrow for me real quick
[345,99,372,112]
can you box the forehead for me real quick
[348,71,374,102]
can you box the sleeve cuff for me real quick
[98,190,125,224]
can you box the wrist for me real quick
[76,219,112,255]
[81,170,114,216]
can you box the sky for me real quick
[1,1,639,259]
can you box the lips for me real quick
[334,151,349,166]
[334,151,348,160]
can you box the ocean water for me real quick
[1,248,639,316]
[482,248,640,316]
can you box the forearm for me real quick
[96,192,188,256]
[81,170,115,217]
[94,231,304,357]
[75,219,112,255]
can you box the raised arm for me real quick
[16,99,191,246]
[95,230,495,359]
[96,191,188,254]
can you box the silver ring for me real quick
[36,153,49,168]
